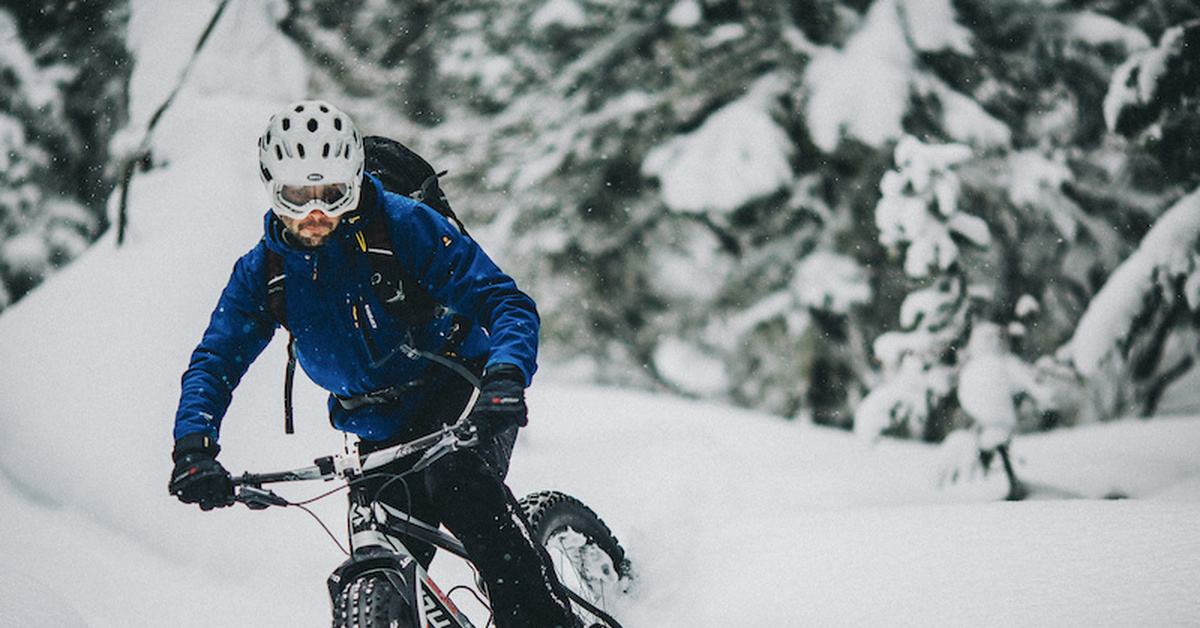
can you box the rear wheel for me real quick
[331,573,412,628]
[520,491,632,627]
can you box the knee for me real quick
[425,448,491,498]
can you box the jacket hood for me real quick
[261,173,384,257]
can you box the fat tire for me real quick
[330,573,412,628]
[519,490,631,625]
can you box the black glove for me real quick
[462,364,529,441]
[169,433,235,511]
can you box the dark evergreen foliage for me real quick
[271,0,1198,431]
[9,0,1200,436]
[0,1,131,307]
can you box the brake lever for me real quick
[236,485,290,510]
[410,425,478,474]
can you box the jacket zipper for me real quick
[354,300,391,366]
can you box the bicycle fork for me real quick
[328,482,477,628]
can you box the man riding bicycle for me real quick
[168,100,579,628]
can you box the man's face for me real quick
[274,183,350,247]
[279,210,341,248]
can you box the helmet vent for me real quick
[281,118,291,131]
[323,143,331,157]
[334,117,343,131]
[308,118,319,132]
[297,143,307,158]
[274,145,283,160]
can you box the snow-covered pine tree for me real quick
[1048,19,1200,422]
[272,0,1184,427]
[0,2,130,310]
[856,136,1049,496]
[21,0,1179,432]
[855,136,981,441]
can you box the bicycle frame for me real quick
[232,423,624,628]
[234,424,484,628]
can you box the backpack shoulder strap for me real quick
[261,243,297,434]
[264,244,288,329]
[350,207,440,330]
[416,170,468,236]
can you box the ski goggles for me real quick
[271,182,356,219]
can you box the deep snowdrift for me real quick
[0,1,1198,626]
[2,376,1200,627]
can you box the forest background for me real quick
[4,0,1200,458]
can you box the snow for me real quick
[2,1,1200,627]
[794,250,871,313]
[1102,18,1183,134]
[897,0,973,55]
[802,0,1008,151]
[1067,11,1151,52]
[853,355,953,440]
[1059,189,1200,376]
[439,30,519,104]
[651,338,727,397]
[665,0,702,29]
[0,565,89,628]
[0,232,49,277]
[530,0,588,31]
[648,221,729,303]
[641,75,793,214]
[1008,150,1074,209]
[803,0,914,152]
[875,136,988,278]
[0,11,74,115]
[956,323,1042,449]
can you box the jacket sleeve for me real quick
[392,200,540,385]
[173,246,277,441]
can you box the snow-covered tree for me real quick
[1105,18,1200,186]
[1046,19,1200,422]
[855,136,994,442]
[0,2,131,309]
[857,136,1064,498]
[941,321,1044,498]
[268,0,1196,429]
[1051,190,1200,422]
[12,0,1200,440]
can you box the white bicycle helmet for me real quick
[258,100,365,218]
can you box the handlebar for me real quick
[232,420,478,508]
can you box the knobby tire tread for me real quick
[519,490,632,627]
[331,573,411,628]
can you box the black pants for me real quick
[357,376,577,628]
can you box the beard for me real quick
[281,213,341,248]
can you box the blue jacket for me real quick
[174,174,539,442]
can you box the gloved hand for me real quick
[169,433,235,511]
[461,364,529,442]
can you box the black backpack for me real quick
[264,136,472,432]
[361,135,467,236]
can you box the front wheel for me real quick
[520,491,632,627]
[331,573,412,628]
